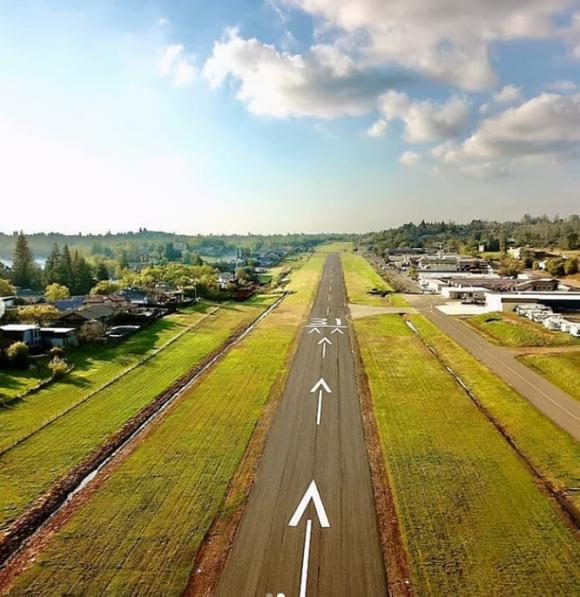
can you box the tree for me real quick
[563,258,578,276]
[6,341,29,368]
[118,250,129,270]
[545,258,566,277]
[11,232,39,288]
[90,280,120,295]
[45,283,70,302]
[497,257,523,277]
[58,244,74,289]
[44,243,63,285]
[17,304,60,325]
[79,320,106,343]
[71,251,94,294]
[0,278,15,296]
[95,262,109,281]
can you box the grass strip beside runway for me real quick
[0,301,266,530]
[518,352,580,402]
[410,314,580,511]
[354,313,579,595]
[6,255,325,596]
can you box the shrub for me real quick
[48,357,69,380]
[6,341,29,368]
[49,346,65,359]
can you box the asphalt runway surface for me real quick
[216,254,387,597]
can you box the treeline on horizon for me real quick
[370,214,580,253]
[0,230,356,259]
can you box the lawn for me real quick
[465,312,579,347]
[6,255,325,596]
[518,352,580,402]
[409,314,580,512]
[0,305,211,453]
[341,252,397,306]
[0,360,51,403]
[354,314,579,595]
[0,300,270,530]
[316,241,353,253]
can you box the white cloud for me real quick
[287,0,572,90]
[158,44,197,87]
[366,118,388,138]
[202,28,396,118]
[546,80,577,92]
[430,92,580,180]
[379,91,470,143]
[464,93,580,159]
[460,162,512,181]
[157,17,169,27]
[494,84,521,104]
[400,150,421,166]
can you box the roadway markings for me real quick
[308,327,321,335]
[288,480,331,597]
[318,336,332,359]
[310,378,332,426]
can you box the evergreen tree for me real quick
[71,251,94,294]
[58,245,74,289]
[95,262,109,281]
[11,232,38,288]
[44,243,63,285]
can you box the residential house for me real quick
[40,327,79,348]
[55,304,115,328]
[83,294,131,312]
[0,324,42,348]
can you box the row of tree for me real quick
[370,215,580,253]
[3,233,110,293]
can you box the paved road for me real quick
[216,254,387,597]
[420,302,580,440]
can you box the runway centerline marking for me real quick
[299,519,312,597]
[318,337,332,360]
[316,390,323,425]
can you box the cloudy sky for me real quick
[1,0,580,234]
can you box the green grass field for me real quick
[518,352,580,402]
[340,252,398,306]
[410,315,580,511]
[0,301,270,530]
[354,314,579,594]
[7,255,325,596]
[316,241,353,253]
[465,312,579,347]
[0,360,51,403]
[0,305,214,452]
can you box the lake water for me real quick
[0,258,47,268]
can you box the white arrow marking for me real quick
[317,337,332,345]
[316,389,323,424]
[331,327,344,335]
[322,343,327,359]
[310,378,332,394]
[288,480,330,528]
[307,327,321,335]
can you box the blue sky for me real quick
[1,0,579,234]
